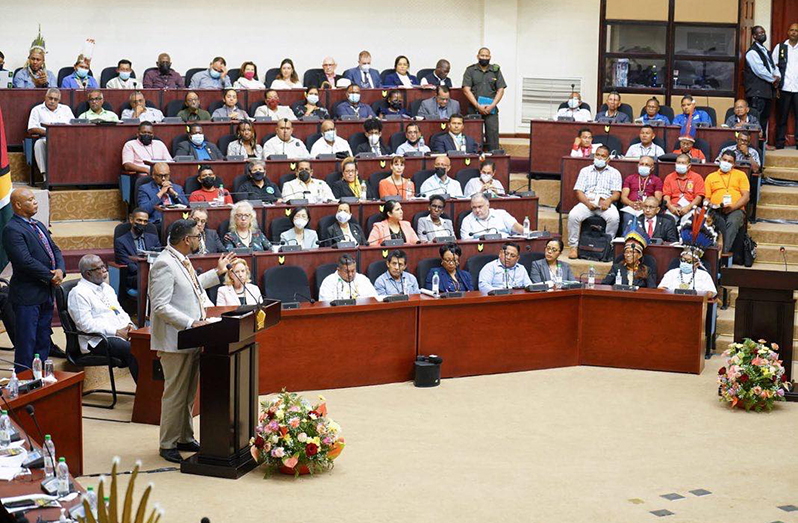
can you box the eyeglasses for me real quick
[442,257,459,264]
[235,214,250,219]
[545,247,561,253]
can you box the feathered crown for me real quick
[678,208,717,258]
[30,24,46,53]
[622,219,649,251]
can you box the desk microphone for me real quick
[24,405,51,470]
[0,388,37,466]
[780,246,788,272]
[292,292,315,304]
[281,238,299,245]
[316,234,347,246]
[226,263,263,309]
[468,227,499,238]
[280,189,312,201]
[369,231,418,246]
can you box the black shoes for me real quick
[159,448,183,463]
[176,440,200,452]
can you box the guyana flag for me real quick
[0,106,11,271]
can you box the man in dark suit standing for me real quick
[431,114,479,154]
[114,208,161,292]
[2,188,65,372]
[637,196,678,243]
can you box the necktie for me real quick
[685,111,694,136]
[135,236,145,252]
[181,258,207,320]
[647,219,654,237]
[30,222,56,269]
[362,71,370,88]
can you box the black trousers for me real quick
[748,96,773,140]
[91,336,138,383]
[776,90,798,147]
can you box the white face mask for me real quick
[480,173,493,183]
[307,94,319,105]
[294,217,308,229]
[323,129,336,142]
[675,163,689,175]
[360,64,370,72]
[638,166,651,177]
[336,211,351,224]
[567,98,580,109]
[594,158,606,169]
[368,134,380,146]
[719,160,733,173]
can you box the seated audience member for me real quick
[114,208,161,291]
[326,202,367,246]
[232,61,266,90]
[174,124,224,160]
[227,121,262,158]
[383,55,419,88]
[67,255,138,383]
[270,58,303,89]
[419,155,463,197]
[121,91,164,122]
[662,153,705,222]
[637,196,678,243]
[374,249,421,297]
[431,114,479,154]
[282,160,335,203]
[638,97,671,125]
[121,122,172,173]
[420,59,453,88]
[417,85,461,120]
[395,123,431,155]
[378,90,411,118]
[704,151,749,253]
[223,200,271,251]
[570,128,601,158]
[625,125,665,158]
[280,206,319,250]
[292,87,331,120]
[619,156,662,227]
[106,59,139,89]
[189,165,233,204]
[254,89,296,121]
[78,90,119,122]
[212,88,249,121]
[368,200,420,245]
[343,50,382,89]
[137,162,188,224]
[237,160,281,203]
[416,195,455,241]
[716,131,761,173]
[262,119,310,159]
[335,84,377,119]
[190,208,225,254]
[332,157,368,200]
[464,159,506,198]
[425,243,473,292]
[318,254,377,301]
[216,259,262,306]
[142,53,184,88]
[566,145,622,259]
[356,118,391,155]
[0,52,4,70]
[672,134,706,162]
[13,47,57,88]
[659,215,718,295]
[556,92,592,122]
[61,55,98,89]
[460,193,523,239]
[595,92,629,123]
[310,120,354,158]
[601,229,656,288]
[177,92,211,122]
[672,95,712,137]
[190,56,232,89]
[529,239,575,284]
[27,88,75,177]
[305,57,343,89]
[478,242,533,292]
[379,156,415,199]
[724,99,760,129]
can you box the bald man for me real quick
[142,52,184,89]
[2,189,65,372]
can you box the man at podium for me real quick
[148,218,235,463]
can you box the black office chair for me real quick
[465,254,497,284]
[557,101,592,113]
[695,106,717,127]
[723,106,760,123]
[226,68,241,85]
[367,260,388,283]
[279,173,296,189]
[231,174,250,202]
[270,216,293,243]
[73,101,113,117]
[184,67,205,88]
[306,133,322,151]
[717,139,737,155]
[672,137,712,160]
[208,101,244,115]
[365,213,383,235]
[217,134,237,156]
[380,69,395,83]
[132,175,154,208]
[638,104,674,122]
[55,280,135,409]
[390,131,407,152]
[264,68,281,87]
[456,209,471,238]
[100,66,136,88]
[628,136,666,150]
[303,68,324,88]
[58,66,95,87]
[216,219,230,239]
[172,134,190,154]
[325,171,342,186]
[519,252,545,275]
[416,68,435,82]
[165,99,186,118]
[260,133,276,146]
[593,134,624,157]
[348,132,368,153]
[455,168,480,192]
[412,169,436,195]
[369,171,392,195]
[371,99,389,117]
[598,102,634,122]
[117,99,157,117]
[409,99,424,118]
[314,263,338,300]
[184,175,202,195]
[316,214,337,241]
[263,266,311,303]
[416,258,442,288]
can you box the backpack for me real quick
[732,229,757,267]
[578,225,613,262]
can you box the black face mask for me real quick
[158,63,171,74]
[408,138,420,145]
[200,176,216,189]
[435,167,447,178]
[298,170,311,182]
[389,100,402,109]
[478,58,490,67]
[132,223,146,235]
[139,134,153,146]
[250,170,265,181]
[755,34,767,44]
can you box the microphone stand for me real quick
[226,263,264,313]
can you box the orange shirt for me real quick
[672,147,706,162]
[662,171,705,203]
[704,168,749,206]
[378,176,415,199]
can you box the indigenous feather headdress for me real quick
[30,25,46,53]
[678,208,717,258]
[622,219,649,253]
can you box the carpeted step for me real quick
[755,203,798,221]
[50,189,126,222]
[757,185,798,206]
[763,148,798,168]
[763,167,798,181]
[748,222,798,246]
[499,137,529,158]
[717,307,798,336]
[538,208,565,234]
[50,220,122,251]
[8,152,29,183]
[752,243,798,264]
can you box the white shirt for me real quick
[310,135,352,158]
[396,73,413,88]
[106,76,140,89]
[281,177,335,203]
[556,107,592,122]
[67,278,132,353]
[773,39,798,92]
[254,105,296,121]
[419,175,463,197]
[27,103,74,131]
[262,135,310,159]
[270,79,303,89]
[463,177,505,198]
[121,107,164,123]
[233,77,266,90]
[658,267,717,295]
[625,142,665,159]
[215,283,262,306]
[318,272,377,302]
[460,208,519,239]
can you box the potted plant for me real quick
[718,338,791,412]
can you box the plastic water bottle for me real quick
[56,457,70,497]
[215,186,225,205]
[401,277,408,295]
[32,354,42,380]
[59,508,68,523]
[615,269,622,286]
[554,265,563,290]
[360,181,368,201]
[431,271,440,296]
[522,216,530,237]
[587,265,596,289]
[405,186,412,200]
[7,371,18,399]
[43,435,56,477]
[83,486,98,517]
[0,411,10,448]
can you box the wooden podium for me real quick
[721,268,798,401]
[178,301,282,479]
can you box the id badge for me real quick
[722,193,732,206]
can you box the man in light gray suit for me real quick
[149,218,235,463]
[417,85,461,119]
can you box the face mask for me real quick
[266,99,279,110]
[119,71,131,81]
[719,160,733,173]
[132,223,145,235]
[190,133,205,146]
[480,173,493,183]
[200,176,216,189]
[408,138,420,145]
[250,170,265,181]
[243,71,255,80]
[348,93,360,104]
[755,34,767,44]
[567,98,580,109]
[139,134,153,146]
[209,69,222,79]
[76,67,89,78]
[298,170,311,182]
[435,167,447,178]
[323,130,336,142]
[336,211,351,224]
[158,63,171,74]
[594,158,607,169]
[675,163,689,175]
[360,64,370,72]
[307,94,319,105]
[368,134,380,146]
[389,100,402,109]
[680,261,693,274]
[478,58,490,67]
[638,166,651,177]
[294,218,308,229]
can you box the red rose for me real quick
[308,410,319,418]
[782,375,788,382]
[305,443,319,457]
[267,411,275,420]
[253,436,265,449]
[718,367,726,375]
[739,374,749,383]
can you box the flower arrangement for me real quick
[718,338,791,412]
[250,390,344,477]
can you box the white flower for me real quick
[275,409,285,420]
[297,433,308,443]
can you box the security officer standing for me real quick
[462,47,507,152]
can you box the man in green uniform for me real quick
[462,47,506,152]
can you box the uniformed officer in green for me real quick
[462,47,507,152]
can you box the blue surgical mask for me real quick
[348,93,361,104]
[209,68,221,79]
[638,166,651,177]
[190,133,205,146]
[119,71,131,81]
[680,262,693,274]
[323,129,336,142]
[76,67,89,79]
[594,158,606,169]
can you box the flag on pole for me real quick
[0,106,13,271]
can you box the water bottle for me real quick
[431,271,440,296]
[83,486,98,517]
[215,186,225,205]
[554,265,563,290]
[32,354,42,380]
[0,411,10,448]
[44,435,56,477]
[615,269,622,286]
[7,372,18,400]
[522,216,530,237]
[360,181,368,201]
[401,276,407,295]
[587,265,596,289]
[405,186,412,200]
[59,508,68,523]
[56,457,70,496]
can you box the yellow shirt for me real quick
[704,168,749,206]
